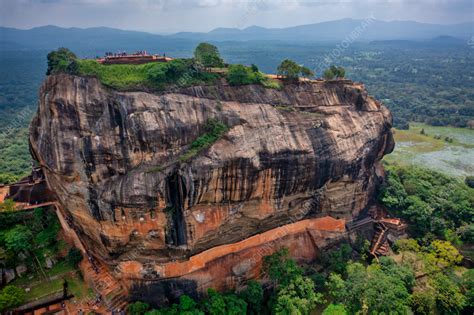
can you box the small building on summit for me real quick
[96,51,173,65]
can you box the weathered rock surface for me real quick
[30,74,393,301]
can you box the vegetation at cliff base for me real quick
[379,164,473,240]
[128,237,472,314]
[0,204,87,308]
[128,165,473,314]
[0,127,31,184]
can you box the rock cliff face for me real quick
[30,74,393,303]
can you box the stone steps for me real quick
[370,222,388,258]
[83,257,128,311]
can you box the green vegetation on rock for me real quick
[76,58,219,90]
[194,42,224,68]
[323,65,346,80]
[46,47,78,75]
[277,59,313,81]
[226,64,282,89]
[179,119,229,162]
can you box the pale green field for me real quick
[384,123,474,177]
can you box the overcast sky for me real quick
[1,0,473,33]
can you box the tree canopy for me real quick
[0,285,25,312]
[277,59,314,81]
[327,261,413,314]
[46,47,78,75]
[194,42,224,68]
[226,64,266,86]
[323,65,345,80]
[379,165,474,240]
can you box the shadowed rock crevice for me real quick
[165,171,188,246]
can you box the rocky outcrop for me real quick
[29,74,393,302]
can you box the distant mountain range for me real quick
[0,25,195,54]
[172,19,473,42]
[1,19,472,52]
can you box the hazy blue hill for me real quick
[170,19,473,42]
[1,20,471,52]
[0,25,196,56]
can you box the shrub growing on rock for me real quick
[46,48,78,75]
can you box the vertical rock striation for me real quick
[30,74,393,302]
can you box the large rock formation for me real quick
[29,74,393,303]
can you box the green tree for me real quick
[127,301,150,315]
[328,262,411,314]
[194,43,223,68]
[226,64,267,86]
[427,240,463,268]
[227,65,253,85]
[277,59,313,81]
[0,174,18,185]
[0,199,16,212]
[379,256,415,289]
[378,170,407,211]
[379,165,474,240]
[174,295,203,315]
[462,269,474,311]
[307,270,326,291]
[364,265,411,314]
[410,290,436,315]
[277,59,301,81]
[0,285,25,312]
[322,69,335,80]
[326,273,346,303]
[320,244,352,275]
[203,289,247,315]
[403,195,434,236]
[239,280,263,314]
[336,66,345,78]
[46,48,78,75]
[273,275,323,315]
[3,225,33,253]
[66,248,83,267]
[300,66,314,78]
[430,273,466,314]
[263,248,303,288]
[144,295,203,315]
[329,65,345,78]
[322,304,347,315]
[395,238,421,253]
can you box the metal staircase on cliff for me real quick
[83,258,128,312]
[370,222,389,260]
